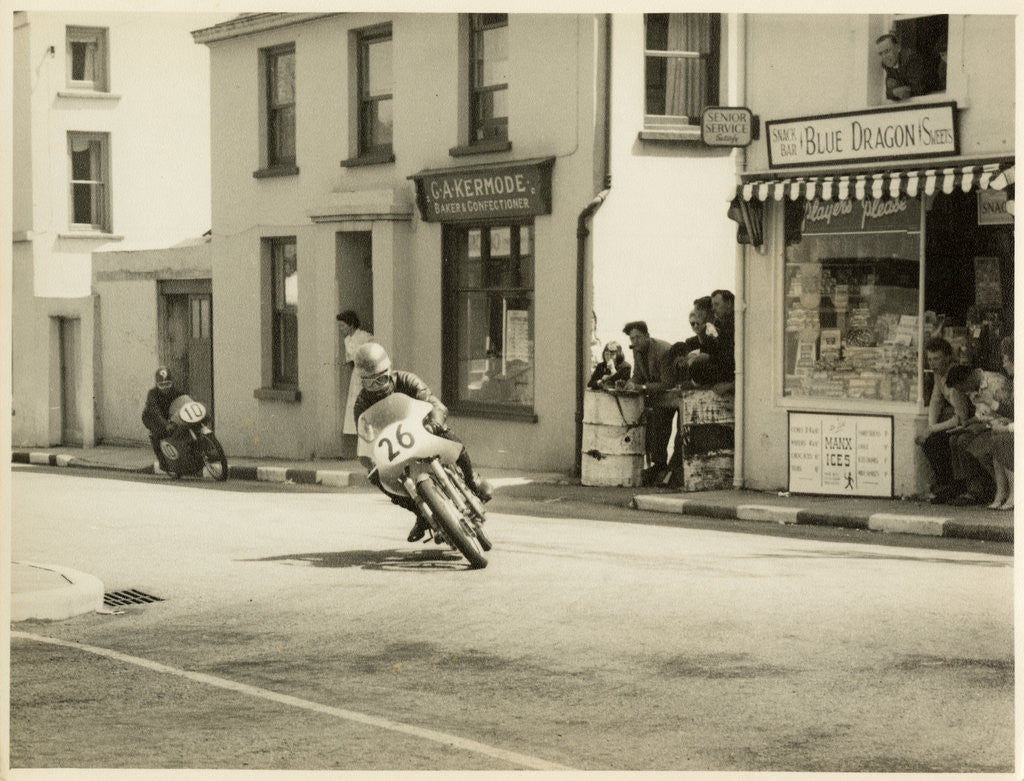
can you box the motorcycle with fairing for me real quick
[358,394,492,569]
[158,395,229,481]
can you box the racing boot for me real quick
[407,514,430,543]
[456,451,492,503]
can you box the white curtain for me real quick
[664,14,713,120]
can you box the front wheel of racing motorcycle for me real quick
[200,433,229,481]
[418,480,488,569]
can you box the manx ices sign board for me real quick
[766,102,958,168]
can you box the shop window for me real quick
[877,15,948,101]
[67,132,110,231]
[356,25,393,161]
[443,223,534,415]
[782,197,921,403]
[268,237,298,389]
[260,44,296,173]
[644,13,720,129]
[67,26,108,91]
[470,14,509,146]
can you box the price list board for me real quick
[788,412,893,497]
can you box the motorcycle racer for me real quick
[352,342,492,542]
[142,366,181,473]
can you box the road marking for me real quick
[12,630,574,771]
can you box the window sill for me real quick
[57,89,120,101]
[449,402,537,423]
[254,387,302,402]
[638,126,703,143]
[57,230,124,241]
[339,151,395,168]
[448,139,513,157]
[253,165,300,179]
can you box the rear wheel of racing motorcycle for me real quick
[200,434,229,481]
[418,480,488,569]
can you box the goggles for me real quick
[157,380,173,391]
[361,370,392,393]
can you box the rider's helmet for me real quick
[154,366,174,392]
[353,342,394,393]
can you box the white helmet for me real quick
[354,342,391,378]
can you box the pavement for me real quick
[9,442,1015,622]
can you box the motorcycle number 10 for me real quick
[378,424,415,462]
[178,402,207,424]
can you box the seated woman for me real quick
[587,341,632,390]
[945,336,1014,508]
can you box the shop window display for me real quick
[783,197,921,402]
[444,223,534,412]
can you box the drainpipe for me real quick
[731,13,747,488]
[575,14,613,478]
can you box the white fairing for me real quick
[168,395,207,425]
[357,394,463,495]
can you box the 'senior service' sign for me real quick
[766,102,958,168]
[788,412,893,497]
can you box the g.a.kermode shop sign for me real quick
[409,157,555,222]
[766,102,959,168]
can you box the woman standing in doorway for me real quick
[337,310,375,436]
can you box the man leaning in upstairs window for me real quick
[876,32,932,101]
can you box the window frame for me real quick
[67,131,111,232]
[642,12,722,137]
[356,24,394,161]
[66,26,108,92]
[870,14,964,107]
[268,237,299,392]
[442,220,537,421]
[469,13,509,148]
[261,44,297,173]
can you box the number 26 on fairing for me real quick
[377,424,415,462]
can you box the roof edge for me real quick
[192,12,341,45]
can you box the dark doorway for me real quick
[160,279,214,417]
[57,316,83,445]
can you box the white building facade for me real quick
[12,12,223,447]
[193,12,742,473]
[734,14,1014,497]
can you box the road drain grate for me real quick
[103,589,164,607]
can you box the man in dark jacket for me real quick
[142,366,181,472]
[352,342,491,542]
[876,33,932,101]
[622,320,674,483]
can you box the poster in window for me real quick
[490,226,511,257]
[468,229,481,259]
[519,225,532,256]
[973,256,1002,310]
[504,308,530,363]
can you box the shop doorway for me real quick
[159,279,214,417]
[925,189,1014,370]
[57,316,83,445]
[336,231,374,455]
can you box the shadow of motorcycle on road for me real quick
[240,548,477,571]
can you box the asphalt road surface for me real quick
[9,470,1014,773]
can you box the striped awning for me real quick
[738,162,1015,202]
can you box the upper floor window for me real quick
[357,26,393,159]
[644,13,720,127]
[264,45,296,169]
[68,132,110,231]
[66,26,108,91]
[269,237,298,389]
[470,13,508,145]
[876,15,948,102]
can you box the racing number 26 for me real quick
[378,424,415,462]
